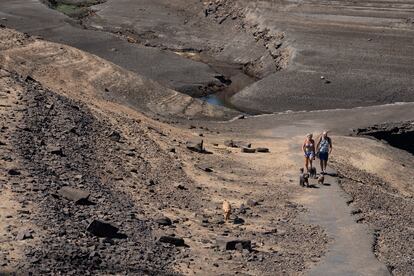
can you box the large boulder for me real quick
[87,220,119,238]
[217,238,252,251]
[58,187,90,204]
[158,235,186,246]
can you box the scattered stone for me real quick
[155,217,172,226]
[225,140,252,148]
[158,236,186,247]
[146,179,156,186]
[224,140,234,147]
[8,169,21,176]
[196,164,213,172]
[58,187,90,204]
[16,230,33,240]
[233,217,245,225]
[48,146,65,156]
[186,140,204,153]
[87,220,119,238]
[109,131,121,142]
[241,147,256,153]
[246,199,258,207]
[256,147,270,153]
[175,183,187,190]
[218,238,252,251]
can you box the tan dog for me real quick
[222,200,231,221]
[318,175,325,185]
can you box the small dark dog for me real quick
[300,168,310,187]
[309,167,317,178]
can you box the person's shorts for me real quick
[304,151,315,158]
[319,152,329,161]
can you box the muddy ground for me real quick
[1,0,414,113]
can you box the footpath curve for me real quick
[290,147,390,275]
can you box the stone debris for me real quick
[217,238,252,252]
[196,164,213,172]
[224,140,251,148]
[86,220,119,238]
[155,216,172,226]
[108,131,121,142]
[158,235,186,247]
[241,147,256,153]
[186,139,204,153]
[48,145,65,156]
[8,169,21,175]
[58,187,90,204]
[246,199,258,207]
[256,147,270,153]
[16,229,33,241]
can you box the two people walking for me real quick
[302,131,332,175]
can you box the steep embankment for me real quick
[0,27,238,120]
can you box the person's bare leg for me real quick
[305,157,309,172]
[323,160,328,173]
[320,159,324,173]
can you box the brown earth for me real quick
[1,27,413,275]
[0,28,327,275]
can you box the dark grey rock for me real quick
[155,217,172,226]
[241,147,256,153]
[48,146,65,156]
[224,140,251,148]
[87,220,119,238]
[233,217,245,225]
[175,183,187,190]
[217,238,252,251]
[196,164,213,172]
[158,235,185,246]
[256,147,270,153]
[8,169,21,175]
[109,131,121,142]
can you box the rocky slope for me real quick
[0,28,328,275]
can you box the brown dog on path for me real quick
[222,200,231,221]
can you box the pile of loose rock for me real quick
[4,73,185,274]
